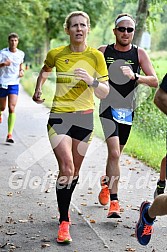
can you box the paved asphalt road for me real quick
[0,85,166,252]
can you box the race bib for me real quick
[111,108,133,125]
[0,84,8,89]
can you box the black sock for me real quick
[110,193,118,201]
[157,180,166,187]
[144,209,156,223]
[56,176,79,223]
[70,176,79,193]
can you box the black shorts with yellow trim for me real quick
[47,109,94,143]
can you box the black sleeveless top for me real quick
[100,43,140,110]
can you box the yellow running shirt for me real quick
[44,45,108,113]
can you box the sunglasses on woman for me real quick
[116,27,134,33]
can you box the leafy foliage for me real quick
[1,0,167,61]
[0,0,109,61]
[0,0,49,62]
[134,96,166,139]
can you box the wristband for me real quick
[92,79,99,88]
[134,73,139,81]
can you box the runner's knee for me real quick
[108,149,120,161]
[8,104,16,113]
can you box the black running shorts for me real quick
[47,111,94,143]
[99,106,133,145]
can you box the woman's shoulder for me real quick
[87,46,106,57]
[47,45,68,55]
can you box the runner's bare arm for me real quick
[154,87,167,115]
[98,45,107,54]
[136,47,158,88]
[19,63,24,77]
[32,65,52,104]
[93,80,109,99]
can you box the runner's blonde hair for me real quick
[63,11,90,29]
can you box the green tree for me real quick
[44,0,109,51]
[133,0,167,45]
[0,0,49,63]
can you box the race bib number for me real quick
[0,84,8,89]
[111,108,133,125]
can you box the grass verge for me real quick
[124,127,165,172]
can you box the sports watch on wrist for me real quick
[134,73,139,81]
[92,79,99,88]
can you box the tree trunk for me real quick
[133,0,149,46]
[45,18,51,52]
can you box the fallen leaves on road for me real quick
[0,242,7,248]
[28,213,34,222]
[131,207,138,211]
[6,231,17,235]
[123,225,132,229]
[80,194,85,197]
[8,244,16,250]
[41,243,50,248]
[10,166,18,173]
[104,244,109,248]
[7,192,13,197]
[37,201,45,206]
[120,207,124,212]
[126,159,132,165]
[51,215,57,219]
[125,247,136,251]
[44,187,51,193]
[129,167,136,171]
[81,203,87,206]
[41,238,51,242]
[6,217,16,224]
[78,211,83,215]
[18,219,28,223]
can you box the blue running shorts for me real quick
[0,84,19,97]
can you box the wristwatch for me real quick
[92,79,99,88]
[134,73,139,81]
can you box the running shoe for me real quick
[6,134,14,143]
[57,221,72,243]
[107,200,121,218]
[135,201,154,246]
[98,175,110,205]
[154,180,166,198]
